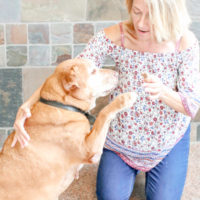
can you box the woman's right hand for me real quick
[11,103,31,148]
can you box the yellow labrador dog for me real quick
[0,58,137,200]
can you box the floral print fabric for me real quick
[77,30,200,171]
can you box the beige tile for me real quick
[0,25,4,45]
[193,109,200,122]
[87,0,128,21]
[190,122,197,142]
[21,0,87,22]
[22,67,55,101]
[182,142,200,200]
[6,24,27,44]
[59,164,98,200]
[73,23,94,44]
[51,0,87,21]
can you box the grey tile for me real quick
[186,0,200,20]
[29,46,50,66]
[7,129,14,135]
[0,46,5,66]
[73,45,86,58]
[28,24,49,44]
[7,46,27,66]
[0,68,22,127]
[190,21,200,41]
[104,56,115,66]
[95,22,116,33]
[51,23,72,44]
[51,45,71,65]
[0,0,20,22]
[0,129,7,150]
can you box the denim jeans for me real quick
[96,125,190,200]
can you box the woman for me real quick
[13,0,200,199]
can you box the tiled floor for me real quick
[59,142,200,200]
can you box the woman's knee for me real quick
[96,149,136,200]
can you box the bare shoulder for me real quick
[180,30,198,50]
[104,23,121,45]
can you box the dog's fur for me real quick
[0,58,137,200]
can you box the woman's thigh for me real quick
[145,125,190,200]
[96,148,138,200]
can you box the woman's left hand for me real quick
[142,72,165,100]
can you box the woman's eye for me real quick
[133,8,141,15]
[134,11,140,15]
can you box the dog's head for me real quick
[55,58,118,109]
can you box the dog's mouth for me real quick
[102,86,116,96]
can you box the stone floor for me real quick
[59,142,200,200]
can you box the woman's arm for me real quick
[12,85,43,148]
[143,31,200,118]
[142,74,189,116]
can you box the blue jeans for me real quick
[96,125,190,200]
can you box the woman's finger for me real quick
[24,108,31,118]
[145,87,160,95]
[143,82,160,89]
[11,135,17,147]
[149,94,160,100]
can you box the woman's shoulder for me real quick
[180,30,198,51]
[104,23,121,46]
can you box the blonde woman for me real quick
[13,0,200,199]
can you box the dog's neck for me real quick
[63,94,92,111]
[40,76,93,112]
[40,87,93,112]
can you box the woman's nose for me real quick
[138,15,146,28]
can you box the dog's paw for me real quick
[115,92,137,109]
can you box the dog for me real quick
[0,58,137,200]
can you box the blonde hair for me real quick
[126,0,191,42]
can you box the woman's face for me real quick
[131,0,152,41]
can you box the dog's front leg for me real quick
[85,92,137,163]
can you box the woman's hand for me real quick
[11,103,31,148]
[142,72,165,100]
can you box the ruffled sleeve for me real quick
[76,31,109,68]
[177,40,200,119]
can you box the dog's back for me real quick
[0,101,91,199]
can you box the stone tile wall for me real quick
[0,0,200,148]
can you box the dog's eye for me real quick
[91,69,96,74]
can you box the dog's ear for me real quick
[62,65,80,91]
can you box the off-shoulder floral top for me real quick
[77,28,200,171]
